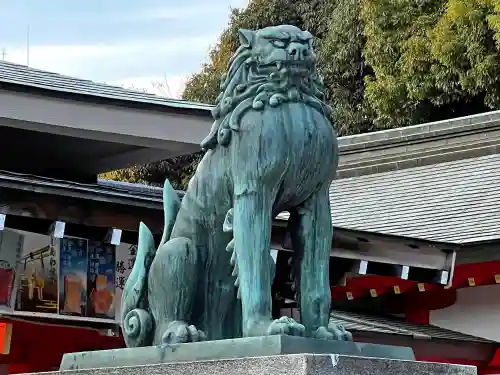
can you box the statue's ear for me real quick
[238,29,255,48]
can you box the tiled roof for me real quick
[330,153,500,244]
[1,162,497,245]
[2,59,499,150]
[330,310,495,343]
[0,60,211,112]
[1,60,499,244]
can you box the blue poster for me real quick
[58,237,88,316]
[87,241,115,319]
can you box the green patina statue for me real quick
[121,24,352,347]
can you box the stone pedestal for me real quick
[60,336,414,371]
[52,337,476,375]
[49,354,475,375]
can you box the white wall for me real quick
[430,284,500,342]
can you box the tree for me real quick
[183,0,373,136]
[106,0,500,189]
[316,0,374,135]
[101,154,199,190]
[361,0,500,128]
[183,0,304,103]
[105,0,373,188]
[178,0,307,189]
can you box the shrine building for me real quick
[0,60,498,374]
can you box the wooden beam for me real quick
[0,188,163,234]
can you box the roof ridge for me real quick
[338,111,500,152]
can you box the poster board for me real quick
[11,231,118,321]
[57,236,117,320]
[15,232,58,314]
[87,241,115,319]
[58,237,88,316]
[0,230,23,309]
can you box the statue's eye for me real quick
[272,39,287,48]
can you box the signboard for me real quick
[58,237,88,316]
[114,243,136,320]
[0,230,23,308]
[87,241,115,319]
[15,232,58,313]
[6,228,133,322]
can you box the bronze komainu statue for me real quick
[121,25,352,347]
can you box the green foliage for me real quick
[106,0,500,189]
[318,0,374,135]
[184,0,371,135]
[100,153,200,190]
[361,0,500,127]
[183,0,303,104]
[361,0,447,128]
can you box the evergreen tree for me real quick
[105,0,500,188]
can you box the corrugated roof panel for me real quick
[330,311,495,343]
[330,154,500,244]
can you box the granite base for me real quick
[60,335,415,371]
[52,354,477,375]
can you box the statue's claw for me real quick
[311,322,353,341]
[266,316,306,336]
[161,321,207,344]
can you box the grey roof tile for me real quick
[0,59,497,244]
[2,59,500,150]
[330,154,500,244]
[0,60,212,112]
[330,310,495,343]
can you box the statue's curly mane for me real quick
[200,44,333,150]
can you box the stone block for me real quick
[60,335,415,371]
[50,354,476,375]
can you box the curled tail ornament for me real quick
[120,179,181,347]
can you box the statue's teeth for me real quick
[230,250,237,266]
[226,239,235,252]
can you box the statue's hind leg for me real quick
[148,237,206,344]
[233,190,305,337]
[289,183,352,341]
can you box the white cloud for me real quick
[2,35,215,100]
[5,36,214,76]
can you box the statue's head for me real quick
[239,25,316,77]
[201,25,330,151]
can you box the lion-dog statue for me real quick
[121,24,352,347]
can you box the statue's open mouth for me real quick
[258,60,311,73]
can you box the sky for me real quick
[0,0,249,99]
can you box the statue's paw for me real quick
[267,316,306,336]
[311,322,353,341]
[161,321,207,344]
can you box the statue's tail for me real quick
[158,178,182,248]
[121,222,155,347]
[120,178,181,347]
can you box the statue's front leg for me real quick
[233,189,305,337]
[290,184,352,341]
[148,237,206,344]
